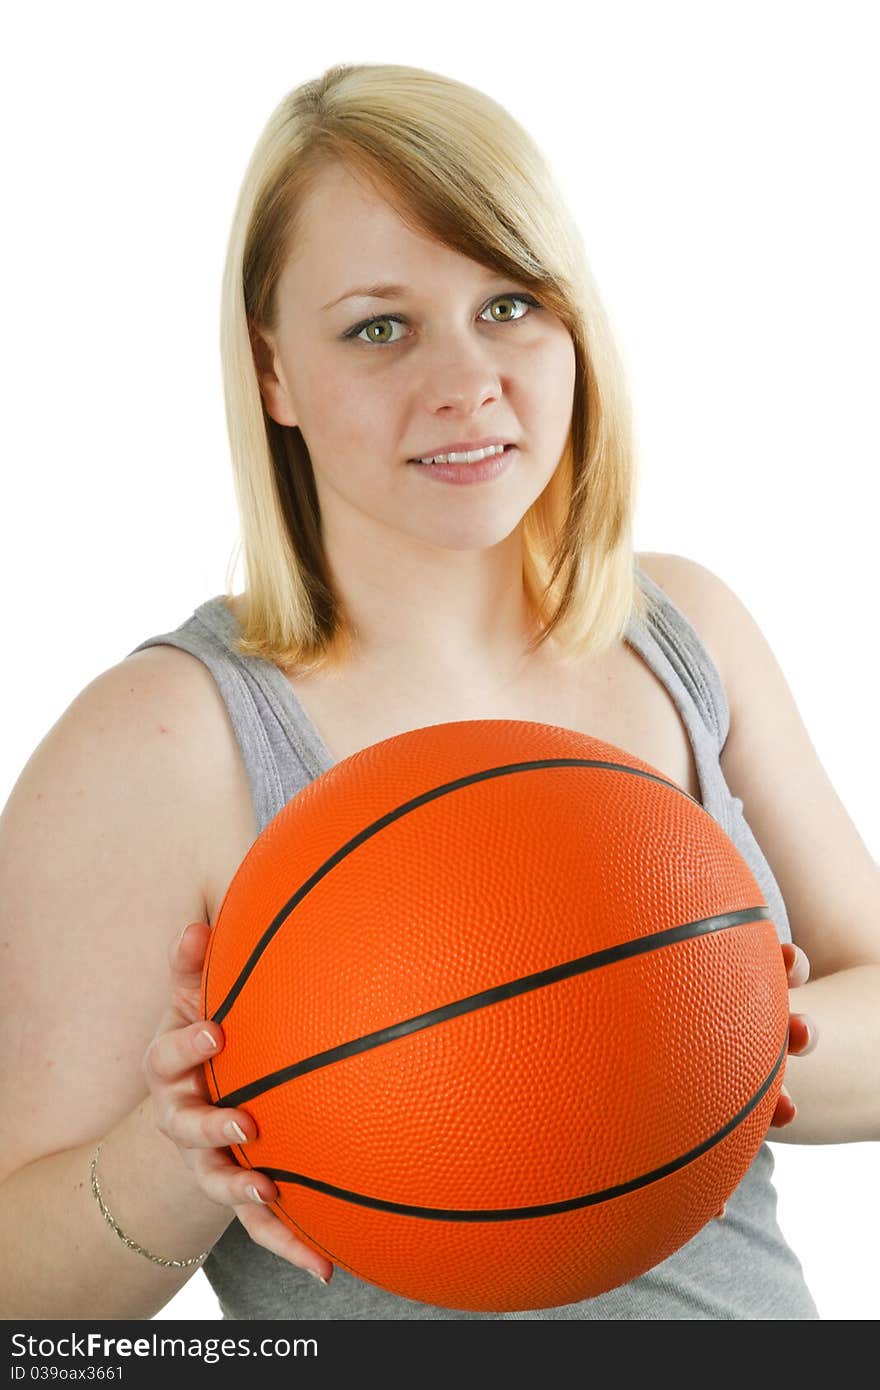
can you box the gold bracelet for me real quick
[90,1142,210,1270]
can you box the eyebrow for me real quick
[321,282,411,311]
[320,271,515,313]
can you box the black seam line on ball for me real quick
[210,756,702,1025]
[249,1033,789,1223]
[216,906,771,1109]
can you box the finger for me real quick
[232,1200,334,1282]
[144,1019,226,1086]
[171,920,212,982]
[788,1013,818,1056]
[770,1084,797,1128]
[158,1093,259,1152]
[781,942,810,988]
[160,923,213,1030]
[187,1145,282,1210]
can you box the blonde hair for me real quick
[219,61,651,675]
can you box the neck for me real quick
[324,531,548,688]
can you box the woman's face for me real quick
[252,161,576,555]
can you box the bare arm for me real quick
[0,650,330,1320]
[646,554,880,1144]
[770,961,880,1144]
[0,1096,234,1320]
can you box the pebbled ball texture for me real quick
[201,719,789,1312]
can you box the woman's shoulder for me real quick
[119,639,258,909]
[118,639,253,816]
[122,635,227,701]
[54,645,238,836]
[60,641,256,938]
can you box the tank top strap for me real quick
[629,564,732,832]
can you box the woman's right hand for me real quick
[141,920,333,1285]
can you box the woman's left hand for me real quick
[770,941,819,1129]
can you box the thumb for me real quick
[168,920,212,1025]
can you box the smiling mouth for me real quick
[408,443,516,466]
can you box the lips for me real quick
[409,446,516,484]
[408,443,514,464]
[407,438,515,463]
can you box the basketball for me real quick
[200,718,789,1312]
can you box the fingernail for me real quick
[196,1029,218,1054]
[247,1184,269,1204]
[227,1120,248,1143]
[307,1268,330,1286]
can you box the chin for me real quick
[417,512,527,550]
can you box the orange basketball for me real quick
[200,719,789,1312]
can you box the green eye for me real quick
[344,293,542,347]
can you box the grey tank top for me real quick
[128,564,819,1320]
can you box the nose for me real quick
[417,335,504,416]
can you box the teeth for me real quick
[417,443,507,465]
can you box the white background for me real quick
[3,1,877,1321]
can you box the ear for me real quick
[248,318,298,428]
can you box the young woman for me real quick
[2,62,877,1321]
